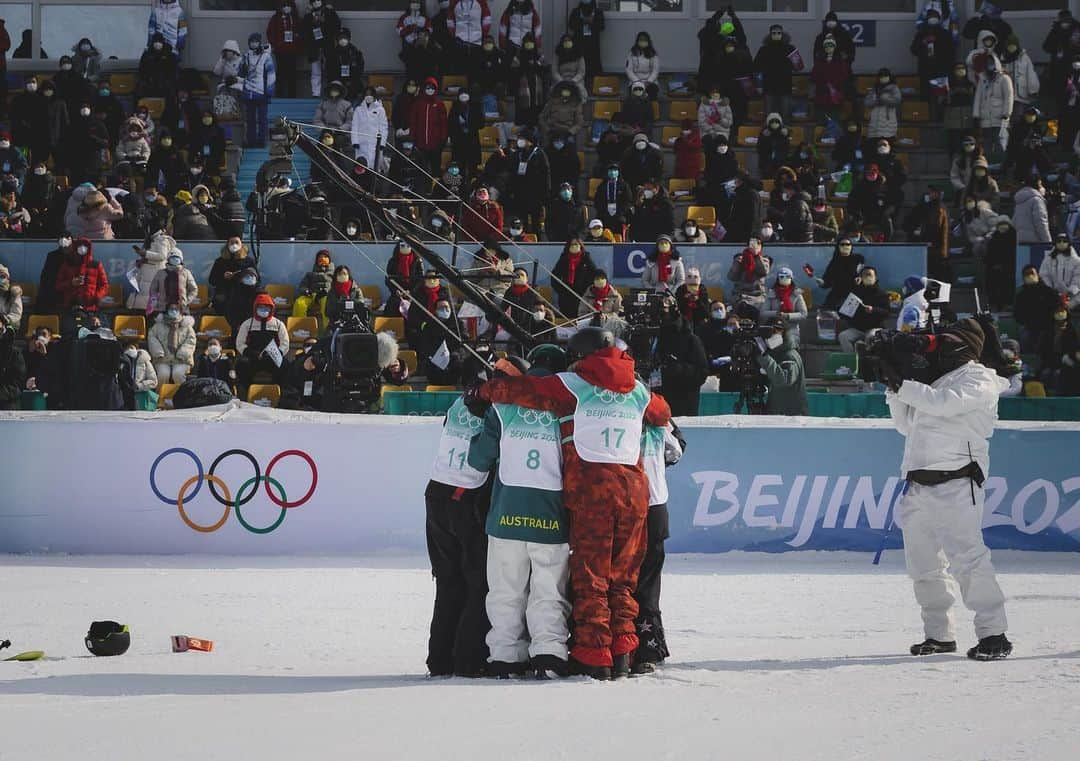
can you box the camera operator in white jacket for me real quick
[884,318,1012,661]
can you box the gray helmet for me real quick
[526,343,569,374]
[568,327,615,360]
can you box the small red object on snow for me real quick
[171,635,214,653]
[803,263,815,277]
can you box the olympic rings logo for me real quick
[456,407,484,431]
[520,410,556,427]
[149,448,318,534]
[597,389,629,405]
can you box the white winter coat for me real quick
[213,40,243,91]
[887,362,1009,475]
[973,72,1014,126]
[1002,51,1039,104]
[1038,247,1080,308]
[148,314,197,366]
[449,0,491,46]
[553,56,587,101]
[236,315,290,355]
[126,349,158,391]
[962,201,998,254]
[625,51,660,85]
[128,232,177,310]
[0,282,23,330]
[1011,186,1051,243]
[897,290,929,332]
[148,265,199,312]
[641,258,686,292]
[697,98,733,140]
[965,31,1002,85]
[351,99,389,167]
[865,83,901,139]
[315,95,353,130]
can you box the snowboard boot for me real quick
[967,634,1013,661]
[631,660,657,675]
[488,660,528,679]
[910,638,958,656]
[612,653,631,680]
[530,654,570,679]
[570,657,612,681]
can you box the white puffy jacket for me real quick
[351,99,389,168]
[887,362,1009,475]
[127,232,177,310]
[973,71,1014,125]
[1038,247,1080,308]
[1002,51,1039,104]
[625,51,660,85]
[148,314,197,365]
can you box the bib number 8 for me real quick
[600,427,626,449]
[526,449,541,470]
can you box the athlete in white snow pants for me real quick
[485,539,570,663]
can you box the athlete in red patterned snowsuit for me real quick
[479,347,671,670]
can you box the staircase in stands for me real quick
[235,98,319,206]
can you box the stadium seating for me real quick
[358,284,383,310]
[157,383,180,409]
[247,384,282,408]
[397,349,418,374]
[188,284,209,312]
[822,352,859,381]
[197,315,232,341]
[686,205,716,229]
[25,314,59,339]
[113,315,147,341]
[373,316,405,342]
[98,284,123,311]
[265,284,296,312]
[286,316,319,344]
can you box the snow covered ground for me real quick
[1,551,1078,761]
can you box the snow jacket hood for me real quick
[572,346,638,393]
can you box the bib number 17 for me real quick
[601,427,626,449]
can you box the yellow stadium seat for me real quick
[800,287,813,311]
[247,384,282,408]
[479,126,501,149]
[14,281,35,309]
[588,177,602,197]
[668,178,695,201]
[736,125,759,147]
[54,174,70,191]
[668,100,698,122]
[661,125,680,148]
[896,75,920,97]
[358,284,382,310]
[592,100,620,121]
[109,72,136,95]
[113,314,147,341]
[158,383,180,409]
[198,315,232,341]
[25,314,59,339]
[367,74,396,97]
[537,285,554,305]
[188,283,209,312]
[896,126,921,149]
[398,349,418,374]
[286,316,319,344]
[265,284,295,311]
[787,126,806,146]
[591,75,620,97]
[380,384,412,402]
[901,101,930,122]
[832,206,845,228]
[382,99,392,120]
[98,284,123,311]
[615,286,630,301]
[686,205,716,229]
[442,74,468,95]
[1024,381,1047,398]
[425,385,459,392]
[373,316,405,341]
[651,101,661,120]
[137,97,166,119]
[747,100,765,123]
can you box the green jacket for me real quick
[468,404,568,544]
[756,332,809,415]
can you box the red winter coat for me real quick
[0,21,9,72]
[810,56,852,106]
[266,6,302,55]
[673,130,703,179]
[55,244,109,311]
[462,200,505,241]
[409,80,449,150]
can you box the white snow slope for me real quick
[1,552,1078,761]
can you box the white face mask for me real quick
[241,275,257,286]
[533,309,545,321]
[167,256,181,268]
[60,237,72,248]
[61,63,73,70]
[152,43,163,51]
[766,333,783,350]
[436,309,451,320]
[34,167,46,176]
[166,309,180,320]
[516,138,527,149]
[345,225,358,236]
[256,308,272,319]
[124,347,138,358]
[364,95,374,105]
[228,242,242,253]
[208,345,222,358]
[684,226,697,236]
[76,245,89,256]
[510,227,523,236]
[635,140,647,151]
[718,145,728,154]
[26,82,37,92]
[424,87,436,95]
[643,189,655,199]
[80,108,91,117]
[778,276,792,286]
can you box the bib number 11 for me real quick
[601,427,626,449]
[447,447,467,470]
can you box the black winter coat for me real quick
[822,251,865,310]
[845,282,891,331]
[655,315,708,416]
[754,36,798,96]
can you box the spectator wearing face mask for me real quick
[944,63,976,156]
[148,0,188,56]
[698,8,748,93]
[672,120,703,181]
[351,86,388,168]
[189,112,226,180]
[950,137,982,196]
[462,185,505,242]
[906,185,952,281]
[676,218,707,244]
[781,184,815,244]
[1039,232,1080,311]
[1012,176,1051,243]
[148,301,196,385]
[55,236,108,314]
[9,76,49,167]
[1015,265,1059,352]
[984,215,1016,312]
[1038,301,1080,395]
[552,34,587,101]
[146,129,188,196]
[448,0,493,74]
[137,34,179,102]
[910,9,955,112]
[171,187,216,240]
[406,270,452,345]
[240,33,277,149]
[36,233,73,314]
[865,68,902,141]
[567,0,604,81]
[625,32,660,99]
[115,117,152,176]
[762,267,808,345]
[208,236,253,315]
[235,292,290,393]
[545,182,586,243]
[815,236,865,311]
[196,338,236,392]
[754,25,800,122]
[674,267,710,332]
[23,326,61,407]
[831,118,864,171]
[0,264,22,330]
[384,239,424,316]
[544,135,580,195]
[1000,35,1038,117]
[302,0,342,97]
[114,339,157,410]
[641,235,685,294]
[592,165,632,237]
[837,266,890,353]
[973,56,1013,152]
[847,163,895,240]
[1005,108,1050,182]
[502,267,539,322]
[76,190,124,240]
[67,103,110,186]
[585,217,617,243]
[700,300,736,372]
[226,266,262,333]
[448,88,483,172]
[499,0,542,88]
[314,79,353,138]
[417,298,463,385]
[757,317,807,415]
[511,32,546,125]
[125,230,173,311]
[620,80,654,132]
[213,40,244,93]
[552,237,597,316]
[266,2,301,98]
[578,269,623,335]
[409,77,449,175]
[629,182,674,244]
[650,295,708,416]
[291,249,334,325]
[471,35,503,96]
[539,83,584,144]
[966,28,1004,85]
[505,129,549,233]
[703,137,739,205]
[325,265,365,324]
[148,247,198,313]
[757,114,790,177]
[398,0,433,56]
[959,194,998,258]
[811,35,852,124]
[697,88,733,154]
[1044,10,1080,101]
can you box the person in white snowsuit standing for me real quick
[885,318,1013,661]
[351,86,389,169]
[468,347,571,677]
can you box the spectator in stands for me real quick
[865,68,901,142]
[291,249,334,324]
[1012,175,1051,242]
[0,326,27,410]
[967,154,1000,204]
[208,236,252,315]
[958,194,996,257]
[430,0,453,50]
[943,63,976,157]
[462,185,504,242]
[984,214,1016,312]
[831,118,864,171]
[700,301,737,388]
[578,268,621,329]
[390,80,418,139]
[146,129,188,195]
[149,248,198,313]
[0,133,25,192]
[757,113,791,177]
[714,34,754,128]
[302,0,342,97]
[76,190,124,240]
[448,0,493,73]
[326,27,364,100]
[698,7,747,92]
[22,162,54,238]
[718,173,762,245]
[551,237,596,316]
[910,8,955,110]
[630,182,674,244]
[36,232,71,314]
[754,24,800,122]
[148,301,196,384]
[973,57,1013,153]
[93,83,124,151]
[1005,108,1050,181]
[641,235,685,293]
[56,236,108,316]
[790,141,825,192]
[23,325,59,407]
[620,132,662,190]
[448,89,482,173]
[625,32,660,100]
[814,236,864,311]
[702,137,738,207]
[406,270,451,345]
[757,317,807,415]
[511,33,546,126]
[649,293,708,415]
[676,217,708,244]
[1039,301,1080,395]
[1002,35,1039,117]
[410,77,449,175]
[814,11,855,64]
[506,128,549,233]
[811,34,851,124]
[0,180,30,238]
[502,266,538,319]
[594,117,630,174]
[950,135,981,196]
[53,55,86,110]
[137,34,179,101]
[697,88,733,154]
[1015,264,1059,351]
[728,238,771,318]
[545,182,585,242]
[383,239,423,316]
[0,264,21,329]
[398,0,432,57]
[115,116,152,177]
[966,28,1004,84]
[325,264,363,324]
[620,80,653,132]
[226,265,261,333]
[417,297,463,385]
[837,265,890,352]
[9,76,49,167]
[66,102,109,186]
[235,292,290,393]
[673,120,703,181]
[195,338,236,391]
[539,82,584,143]
[811,198,838,243]
[552,34,587,102]
[781,185,814,243]
[499,0,541,87]
[585,217,616,243]
[240,33,276,149]
[472,35,503,97]
[545,134,580,193]
[474,239,514,299]
[1040,232,1080,310]
[908,185,953,282]
[265,2,301,99]
[314,79,353,140]
[873,138,907,207]
[351,86,389,169]
[213,40,243,94]
[847,163,894,240]
[148,0,188,56]
[400,28,443,96]
[567,0,604,81]
[762,266,808,345]
[388,136,430,197]
[189,113,226,181]
[171,188,216,240]
[675,267,709,331]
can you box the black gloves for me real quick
[463,382,490,418]
[879,356,903,393]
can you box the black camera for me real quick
[858,329,938,389]
[624,289,664,329]
[320,302,387,413]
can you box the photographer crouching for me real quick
[876,318,1013,661]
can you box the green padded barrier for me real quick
[382,391,460,416]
